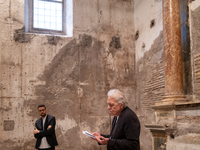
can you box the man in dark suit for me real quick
[34,105,58,150]
[92,89,140,150]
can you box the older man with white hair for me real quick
[92,89,140,150]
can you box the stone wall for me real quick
[0,0,136,150]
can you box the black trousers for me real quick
[38,147,55,150]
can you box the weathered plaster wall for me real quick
[0,0,136,150]
[134,0,164,149]
[134,0,163,61]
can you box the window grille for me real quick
[25,0,73,36]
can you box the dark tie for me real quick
[110,117,118,139]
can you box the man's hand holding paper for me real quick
[82,131,96,139]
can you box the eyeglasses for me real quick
[38,109,46,112]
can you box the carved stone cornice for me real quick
[152,101,200,110]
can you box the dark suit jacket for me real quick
[102,107,140,150]
[34,114,58,149]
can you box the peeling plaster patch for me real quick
[1,61,20,66]
[4,120,15,131]
[108,36,122,58]
[77,87,84,97]
[29,80,46,86]
[57,116,77,134]
[80,34,92,47]
[6,17,14,24]
[39,39,78,82]
[27,34,105,121]
[139,64,143,72]
[0,107,11,111]
[47,36,61,46]
[14,27,35,43]
[5,17,23,24]
[12,18,23,24]
[65,80,76,85]
[79,82,89,86]
[106,53,115,70]
[109,36,121,49]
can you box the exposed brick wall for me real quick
[136,32,165,117]
[136,32,164,150]
[191,5,200,99]
[194,53,200,95]
[141,60,165,113]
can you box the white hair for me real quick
[107,89,127,107]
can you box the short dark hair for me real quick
[38,104,46,109]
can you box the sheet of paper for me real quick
[82,131,95,138]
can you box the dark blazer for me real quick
[102,107,140,150]
[34,114,58,149]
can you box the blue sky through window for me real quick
[33,0,63,31]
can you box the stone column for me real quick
[161,0,186,103]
